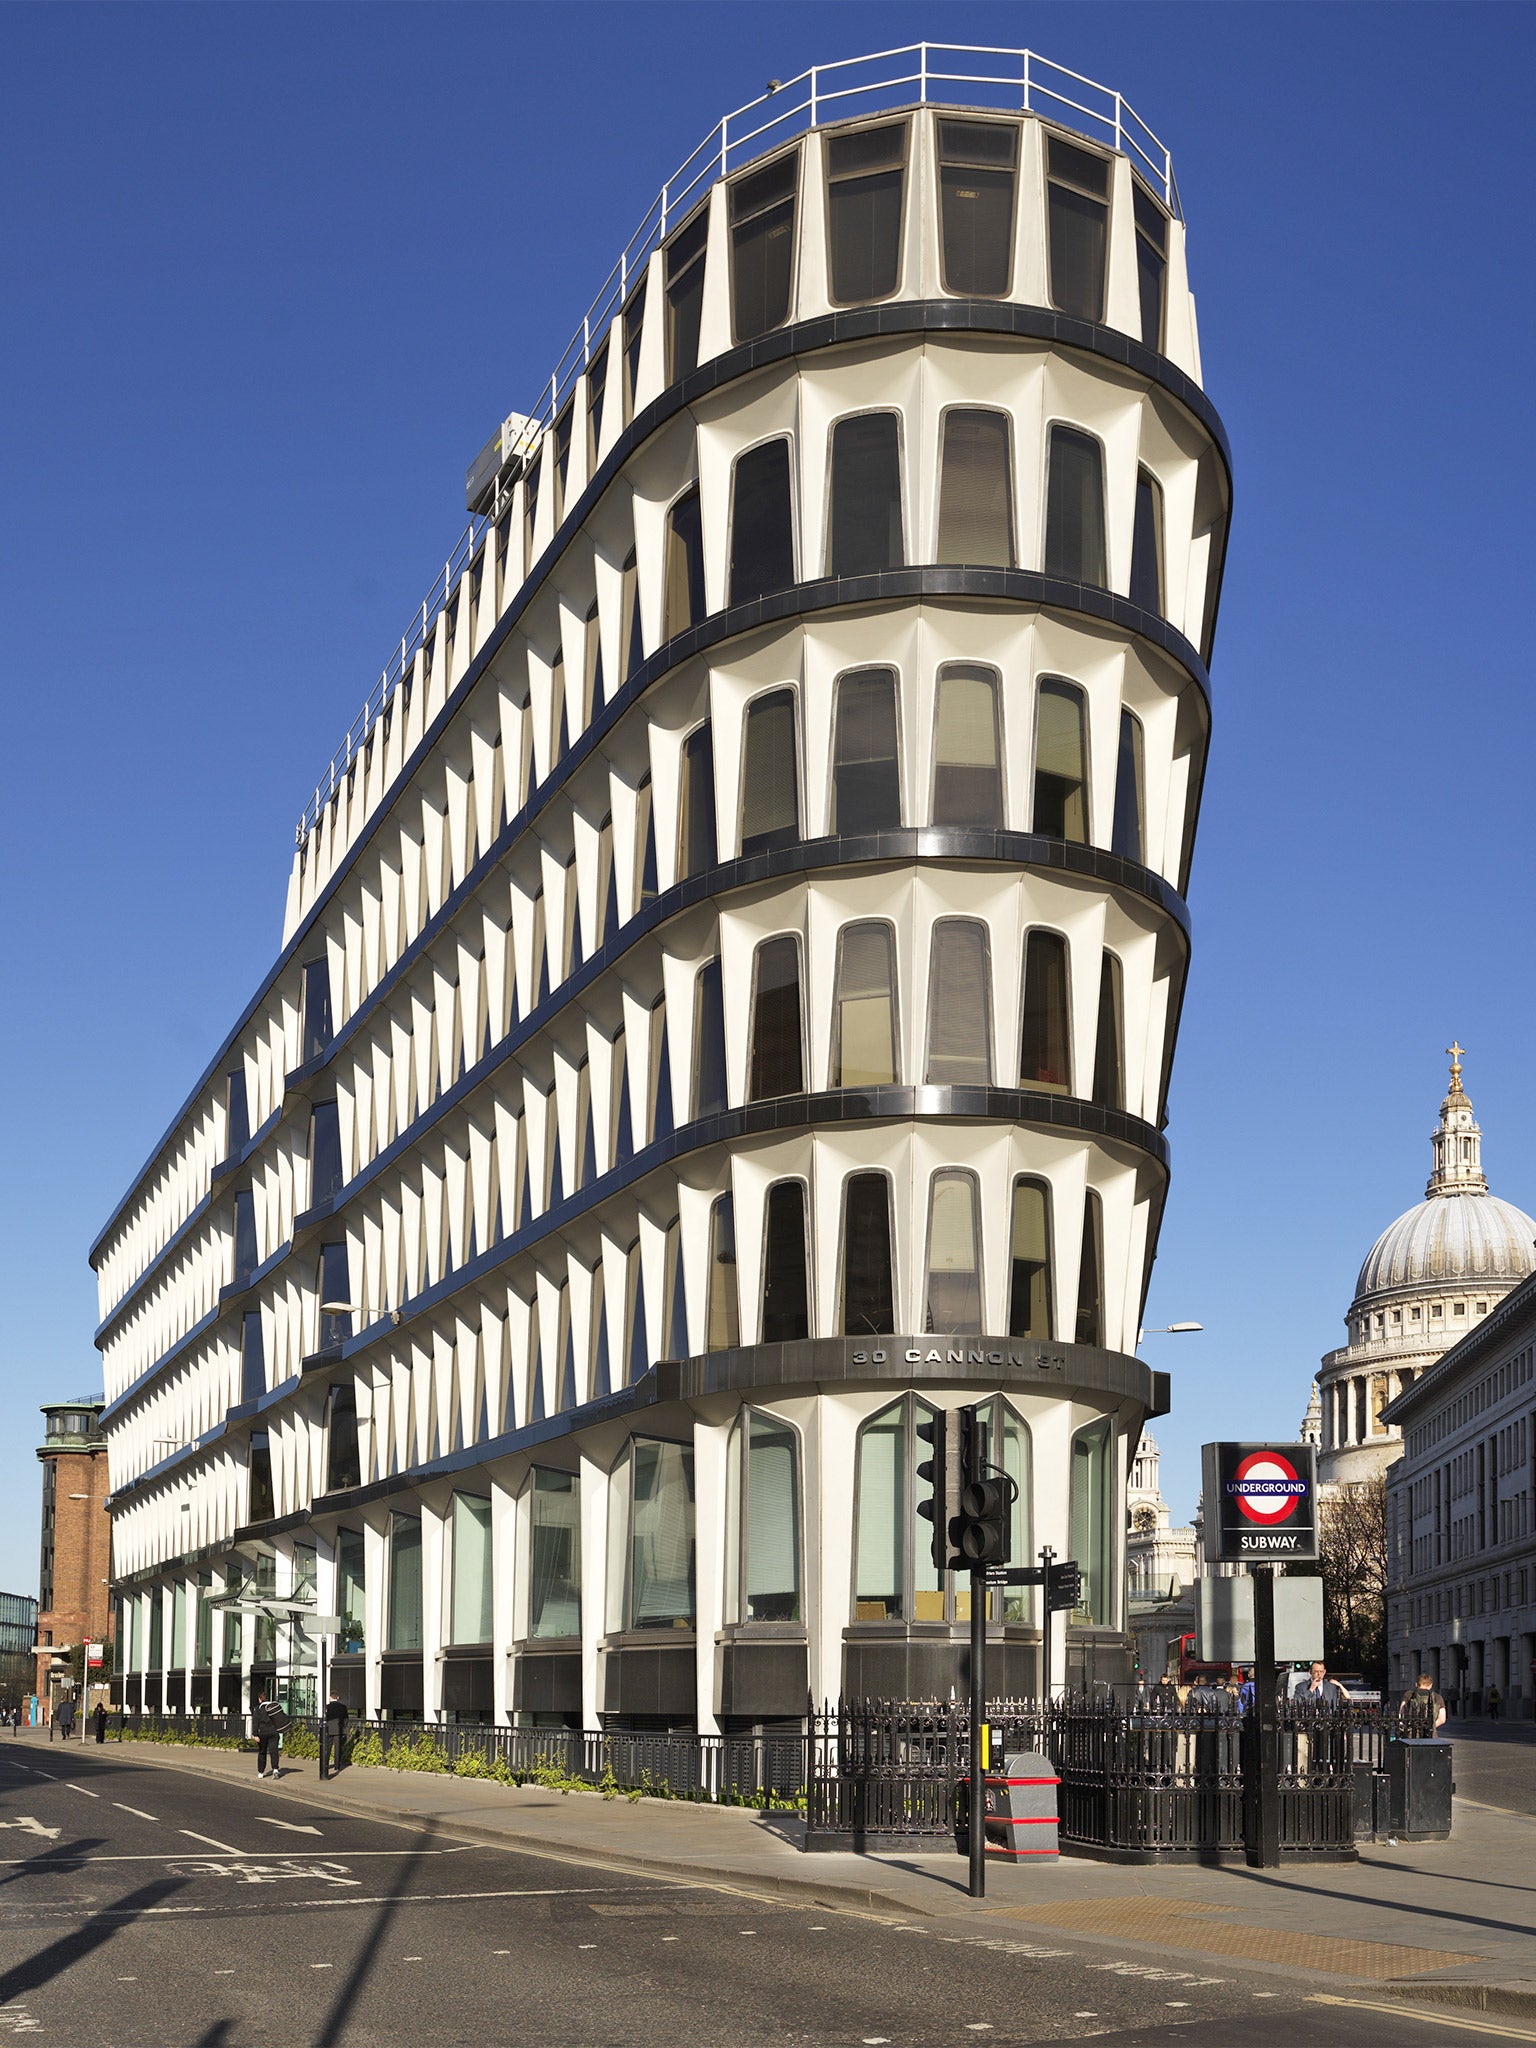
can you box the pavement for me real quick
[24,1721,1532,2026]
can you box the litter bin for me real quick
[1385,1739,1452,1841]
[982,1750,1060,1863]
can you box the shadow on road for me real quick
[0,1873,189,2005]
[311,1824,436,2048]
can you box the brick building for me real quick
[35,1399,113,1714]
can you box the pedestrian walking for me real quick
[55,1698,76,1743]
[252,1691,289,1779]
[319,1688,348,1779]
[1487,1684,1502,1721]
[1233,1667,1255,1713]
[92,1701,107,1745]
[1398,1671,1447,1735]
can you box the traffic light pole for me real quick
[969,1564,986,1900]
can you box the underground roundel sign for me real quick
[1201,1442,1319,1563]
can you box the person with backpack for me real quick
[1399,1670,1447,1735]
[252,1690,289,1779]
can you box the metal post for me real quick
[968,1564,985,1899]
[919,42,929,104]
[1039,1545,1055,1706]
[1247,1564,1281,1868]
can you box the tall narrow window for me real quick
[664,486,705,639]
[832,921,897,1087]
[1075,1191,1104,1347]
[1069,1417,1114,1624]
[249,1435,274,1523]
[761,1181,810,1343]
[924,919,992,1086]
[387,1513,423,1651]
[318,1242,351,1351]
[728,439,795,605]
[650,1000,674,1144]
[309,1100,343,1207]
[739,688,799,853]
[1047,136,1109,322]
[589,1265,612,1399]
[583,600,604,720]
[736,1412,801,1621]
[240,1310,265,1404]
[1033,679,1088,842]
[523,451,542,573]
[937,118,1018,296]
[621,549,644,679]
[1134,185,1168,351]
[748,936,804,1099]
[586,341,609,469]
[665,211,709,383]
[706,1194,739,1351]
[854,1400,905,1619]
[450,1493,493,1645]
[301,958,332,1062]
[1044,425,1107,586]
[932,664,1003,827]
[326,1382,362,1492]
[529,1468,581,1637]
[924,1171,983,1334]
[936,409,1014,567]
[225,1069,250,1156]
[625,1242,648,1384]
[1020,930,1071,1092]
[556,1283,576,1411]
[1130,469,1164,615]
[663,1217,688,1359]
[1008,1179,1053,1339]
[831,668,901,833]
[731,150,798,340]
[232,1189,257,1287]
[629,1439,696,1628]
[841,1173,894,1335]
[1092,954,1125,1113]
[1111,710,1145,863]
[692,958,728,1118]
[677,721,717,878]
[551,402,573,527]
[621,279,647,425]
[828,412,903,576]
[827,121,907,304]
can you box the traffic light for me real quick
[952,1406,1010,1566]
[1046,1559,1082,1612]
[916,1409,963,1571]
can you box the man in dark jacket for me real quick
[1297,1662,1347,1708]
[55,1698,76,1743]
[1399,1671,1447,1735]
[92,1702,107,1744]
[319,1689,348,1780]
[252,1691,287,1779]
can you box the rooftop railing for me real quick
[295,44,1177,849]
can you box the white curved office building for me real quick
[94,49,1230,1731]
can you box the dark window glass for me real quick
[1008,1180,1053,1339]
[1033,679,1088,842]
[1129,469,1163,614]
[739,688,799,853]
[748,936,804,1099]
[626,1245,648,1384]
[932,664,1003,827]
[664,1220,688,1358]
[621,550,644,678]
[600,820,619,946]
[613,1033,633,1166]
[692,958,728,1117]
[1075,1192,1104,1347]
[762,1180,810,1343]
[552,401,573,526]
[590,1271,611,1400]
[578,1066,597,1191]
[678,722,717,878]
[842,1173,895,1335]
[622,280,647,424]
[1044,425,1107,586]
[225,1069,250,1156]
[232,1189,258,1288]
[728,439,795,604]
[301,958,332,1062]
[249,1435,274,1523]
[924,1171,982,1334]
[664,486,705,638]
[828,412,903,575]
[240,1311,265,1405]
[1133,184,1168,351]
[1092,953,1125,1113]
[831,667,901,833]
[309,1100,343,1207]
[938,118,1018,296]
[730,150,798,341]
[1047,135,1109,321]
[523,452,542,572]
[583,601,604,721]
[925,919,992,1086]
[651,1003,674,1144]
[936,409,1014,566]
[827,121,906,304]
[1111,710,1145,863]
[832,921,897,1087]
[586,341,609,468]
[1020,930,1071,1093]
[636,774,658,908]
[318,1242,351,1351]
[326,1383,362,1492]
[707,1195,739,1351]
[557,1286,577,1411]
[665,211,709,383]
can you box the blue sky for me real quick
[3,1,1534,1596]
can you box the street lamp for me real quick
[1137,1322,1203,1345]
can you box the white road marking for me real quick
[493,1949,510,1955]
[179,1831,247,1855]
[1310,1995,1536,2040]
[662,1936,680,1942]
[309,1964,333,1970]
[63,1784,99,1798]
[0,1819,60,1843]
[257,1818,322,1835]
[213,1970,235,1976]
[1165,2002,1191,2009]
[0,1845,474,1866]
[579,1943,597,1950]
[113,1803,159,1822]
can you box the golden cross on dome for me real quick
[1446,1041,1466,1091]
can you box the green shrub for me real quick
[283,1725,320,1759]
[387,1729,450,1773]
[347,1729,385,1768]
[452,1749,492,1779]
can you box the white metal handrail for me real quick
[295,44,1176,847]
